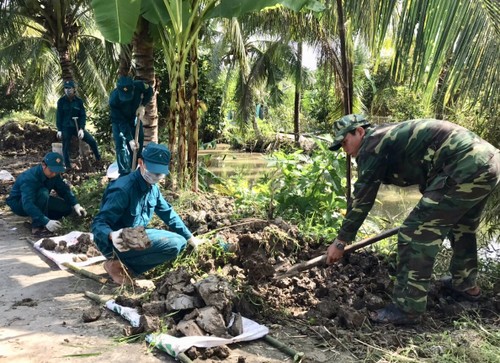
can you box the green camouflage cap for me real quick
[329,114,371,151]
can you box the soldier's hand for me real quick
[46,220,62,232]
[78,129,84,139]
[57,131,62,140]
[326,238,346,265]
[73,204,87,217]
[188,236,207,251]
[128,139,138,151]
[136,105,145,119]
[110,229,128,252]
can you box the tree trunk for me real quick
[336,0,353,205]
[57,46,74,81]
[177,66,187,188]
[133,18,158,144]
[293,42,302,145]
[188,39,199,192]
[118,44,132,76]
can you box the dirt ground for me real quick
[1,120,499,363]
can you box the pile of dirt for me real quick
[0,119,56,154]
[112,216,500,361]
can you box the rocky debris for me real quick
[115,271,241,351]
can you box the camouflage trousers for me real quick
[394,151,500,314]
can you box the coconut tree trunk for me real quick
[118,44,132,76]
[133,18,158,143]
[336,0,353,205]
[57,46,74,81]
[188,39,199,192]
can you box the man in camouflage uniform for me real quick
[325,114,500,324]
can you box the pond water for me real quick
[199,145,268,180]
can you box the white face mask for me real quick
[140,165,165,185]
[65,88,75,97]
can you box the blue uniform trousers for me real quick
[112,121,144,176]
[62,127,100,168]
[7,188,73,227]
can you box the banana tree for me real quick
[91,0,321,190]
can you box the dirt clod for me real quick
[82,306,102,322]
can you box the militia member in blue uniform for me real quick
[109,75,153,176]
[326,114,500,325]
[92,143,204,284]
[56,80,101,169]
[6,152,87,236]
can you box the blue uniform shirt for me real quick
[91,170,192,258]
[109,80,153,126]
[56,95,86,130]
[6,165,77,226]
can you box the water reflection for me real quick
[199,145,267,180]
[371,185,421,220]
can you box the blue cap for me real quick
[64,80,75,88]
[43,152,66,173]
[117,76,134,102]
[142,143,170,174]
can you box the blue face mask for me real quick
[65,88,75,97]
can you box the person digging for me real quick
[6,152,87,237]
[325,114,500,325]
[91,142,205,285]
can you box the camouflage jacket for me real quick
[338,119,499,243]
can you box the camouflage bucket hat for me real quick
[329,114,371,151]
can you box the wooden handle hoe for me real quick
[273,227,399,280]
[131,116,140,171]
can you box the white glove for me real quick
[110,229,129,252]
[136,105,145,119]
[129,139,138,151]
[73,204,87,217]
[188,236,207,250]
[45,220,62,232]
[57,131,62,140]
[78,129,84,139]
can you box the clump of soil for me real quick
[68,233,101,257]
[82,305,102,322]
[121,226,151,250]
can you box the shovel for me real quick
[273,227,399,280]
[73,117,83,156]
[131,116,140,171]
[73,117,91,171]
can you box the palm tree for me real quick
[0,0,117,116]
